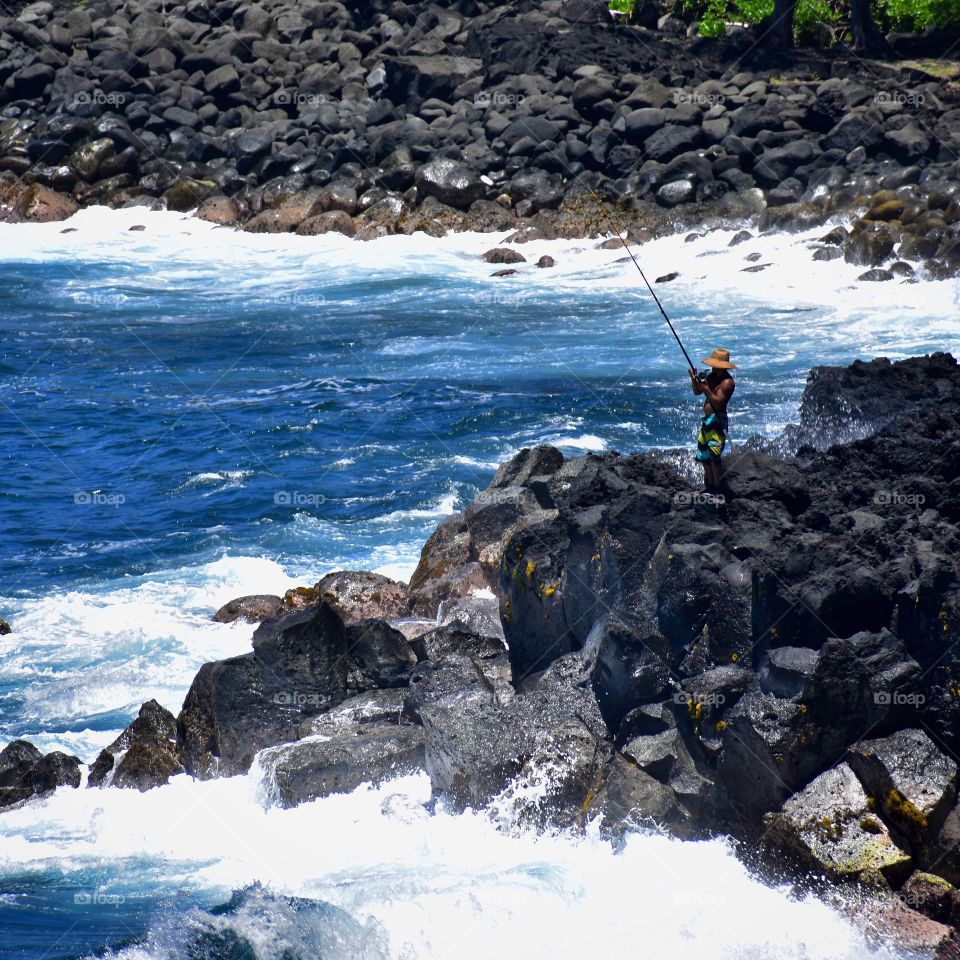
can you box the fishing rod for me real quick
[588,188,698,373]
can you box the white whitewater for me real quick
[0,769,902,960]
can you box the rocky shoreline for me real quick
[5,351,960,955]
[0,0,959,280]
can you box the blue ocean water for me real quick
[0,208,956,960]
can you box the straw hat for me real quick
[702,348,736,370]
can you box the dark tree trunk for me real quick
[759,0,797,51]
[850,0,893,55]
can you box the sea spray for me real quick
[0,770,905,960]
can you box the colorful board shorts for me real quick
[696,412,727,463]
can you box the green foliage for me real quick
[685,0,867,40]
[698,0,729,36]
[608,0,636,14]
[733,0,773,22]
[636,0,957,37]
[874,0,960,30]
[793,0,842,33]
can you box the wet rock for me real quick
[68,137,115,182]
[589,752,695,838]
[196,196,241,226]
[884,123,932,164]
[656,179,695,207]
[0,618,10,635]
[345,619,417,691]
[415,159,484,211]
[297,211,357,237]
[537,256,555,268]
[813,246,843,261]
[865,193,906,222]
[851,892,960,958]
[718,629,921,822]
[407,515,486,617]
[297,689,411,739]
[820,226,849,245]
[408,447,561,617]
[506,170,563,214]
[482,248,526,264]
[260,724,426,806]
[845,222,896,267]
[228,128,274,170]
[644,124,701,163]
[437,594,505,641]
[858,268,895,281]
[404,654,494,723]
[758,202,827,233]
[311,183,358,216]
[213,595,284,624]
[177,603,350,778]
[656,272,680,283]
[899,871,959,925]
[796,352,958,448]
[763,762,912,882]
[309,570,409,625]
[420,653,608,811]
[165,179,219,214]
[0,740,81,810]
[203,64,241,98]
[846,729,957,850]
[757,646,818,699]
[88,700,183,791]
[492,268,517,277]
[889,261,915,278]
[12,184,78,223]
[410,621,506,665]
[242,206,311,234]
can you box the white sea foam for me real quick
[374,487,461,524]
[0,771,903,960]
[0,555,301,752]
[550,433,608,452]
[1,206,956,354]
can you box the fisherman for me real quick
[689,349,736,491]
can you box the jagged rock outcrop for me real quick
[407,445,564,616]
[66,348,960,951]
[88,699,183,790]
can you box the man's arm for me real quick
[688,368,704,395]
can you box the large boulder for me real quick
[846,729,958,851]
[344,619,418,691]
[177,603,350,777]
[414,159,484,211]
[763,763,912,882]
[419,653,609,813]
[313,570,409,624]
[385,55,482,107]
[12,184,78,223]
[88,700,183,791]
[0,740,81,809]
[259,724,425,806]
[213,595,284,624]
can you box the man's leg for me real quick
[704,461,721,490]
